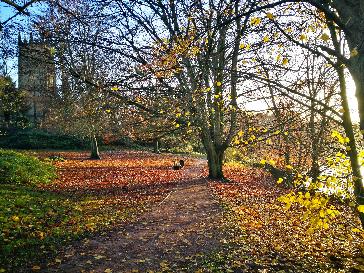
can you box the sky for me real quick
[1,3,17,81]
[0,1,44,82]
[1,1,18,22]
[345,78,360,123]
[244,76,360,123]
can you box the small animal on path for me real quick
[173,159,185,170]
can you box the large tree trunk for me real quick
[205,142,224,179]
[90,134,101,159]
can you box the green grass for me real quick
[0,149,57,186]
[0,149,139,271]
[0,184,81,269]
[0,184,139,271]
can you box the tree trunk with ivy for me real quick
[324,15,364,226]
[153,138,160,154]
[330,0,364,137]
[336,64,364,227]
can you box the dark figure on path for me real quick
[173,160,185,170]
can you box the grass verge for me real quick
[0,184,139,271]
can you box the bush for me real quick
[0,129,87,150]
[0,149,56,185]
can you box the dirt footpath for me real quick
[42,169,226,272]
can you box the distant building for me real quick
[18,33,56,125]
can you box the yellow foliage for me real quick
[350,47,359,57]
[331,130,349,144]
[11,215,20,222]
[299,34,307,41]
[279,190,340,231]
[250,17,262,26]
[266,12,274,20]
[282,58,289,66]
[149,30,200,78]
[320,33,330,42]
[352,228,363,233]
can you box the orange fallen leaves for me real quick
[2,150,207,272]
[36,151,207,237]
[39,151,204,194]
[210,165,364,271]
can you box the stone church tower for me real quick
[18,33,56,125]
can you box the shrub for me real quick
[0,149,56,185]
[0,129,87,150]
